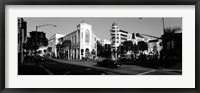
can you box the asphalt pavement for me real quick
[18,58,182,75]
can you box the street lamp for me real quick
[138,18,165,35]
[35,24,57,55]
[36,24,57,32]
[162,18,165,34]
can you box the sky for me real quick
[23,17,182,40]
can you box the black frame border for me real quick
[0,0,200,93]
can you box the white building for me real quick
[48,34,65,57]
[147,39,163,58]
[110,21,134,59]
[97,38,111,46]
[58,21,97,59]
[131,33,146,45]
[127,33,132,41]
[110,22,130,52]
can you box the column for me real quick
[76,48,78,59]
[73,49,75,59]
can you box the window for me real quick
[81,32,83,39]
[75,35,76,44]
[85,29,90,43]
[121,37,127,41]
[111,37,115,39]
[111,30,115,33]
[112,47,116,49]
[111,34,115,36]
[71,36,74,44]
[119,30,128,34]
[121,34,127,37]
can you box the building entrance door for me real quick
[85,48,90,59]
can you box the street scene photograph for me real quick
[18,17,182,75]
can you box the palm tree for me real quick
[56,43,63,59]
[62,40,71,59]
[164,27,181,34]
[62,40,71,48]
[161,27,182,60]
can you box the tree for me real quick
[132,44,138,59]
[164,27,181,34]
[56,43,63,59]
[161,27,182,61]
[62,40,71,48]
[123,41,134,52]
[25,31,48,54]
[138,41,148,51]
[119,45,125,55]
[104,44,111,58]
[62,40,71,59]
[56,40,71,59]
[97,41,104,57]
[122,41,138,59]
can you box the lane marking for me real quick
[64,71,71,75]
[131,68,151,70]
[39,65,54,75]
[137,70,156,75]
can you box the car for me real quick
[96,59,121,68]
[35,55,46,62]
[38,56,46,62]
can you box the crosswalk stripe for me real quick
[137,70,156,75]
[39,65,54,75]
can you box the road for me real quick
[18,58,182,75]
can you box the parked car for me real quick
[97,59,121,68]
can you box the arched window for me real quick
[81,32,83,39]
[85,29,90,43]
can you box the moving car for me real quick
[35,54,46,62]
[97,59,121,68]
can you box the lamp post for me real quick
[138,18,165,34]
[35,24,57,55]
[162,18,165,34]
